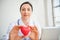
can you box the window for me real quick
[52,0,60,26]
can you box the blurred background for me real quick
[0,0,60,40]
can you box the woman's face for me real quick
[20,4,32,19]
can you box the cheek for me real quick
[21,11,25,15]
[29,13,31,16]
[29,12,32,15]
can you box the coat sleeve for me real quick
[3,22,17,40]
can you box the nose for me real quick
[25,9,28,14]
[25,9,28,13]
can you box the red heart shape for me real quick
[19,26,30,36]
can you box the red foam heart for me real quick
[19,26,30,36]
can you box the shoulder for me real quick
[9,18,21,26]
[7,19,20,33]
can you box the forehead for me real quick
[21,4,31,8]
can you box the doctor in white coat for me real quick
[5,1,41,40]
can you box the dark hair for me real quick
[20,1,33,11]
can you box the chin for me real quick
[24,17,30,19]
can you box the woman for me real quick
[6,1,41,40]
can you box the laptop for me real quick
[41,27,60,40]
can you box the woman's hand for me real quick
[9,25,23,40]
[29,26,38,40]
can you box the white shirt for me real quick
[5,18,41,40]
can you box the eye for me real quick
[27,8,30,11]
[22,8,25,11]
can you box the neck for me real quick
[21,17,30,26]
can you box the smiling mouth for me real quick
[24,15,28,16]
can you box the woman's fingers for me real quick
[29,26,38,40]
[9,25,23,40]
[29,26,38,35]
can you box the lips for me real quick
[24,14,28,16]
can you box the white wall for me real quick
[0,0,46,39]
[0,0,20,38]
